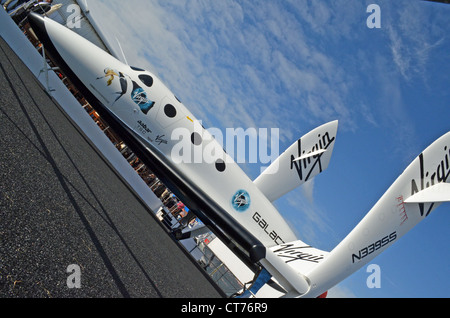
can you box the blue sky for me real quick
[85,0,449,297]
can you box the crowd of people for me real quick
[126,154,198,230]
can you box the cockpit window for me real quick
[130,66,145,71]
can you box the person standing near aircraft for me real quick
[3,0,53,12]
[3,0,27,11]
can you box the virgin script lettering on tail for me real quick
[290,132,335,182]
[410,146,450,217]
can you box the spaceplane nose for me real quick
[27,12,48,41]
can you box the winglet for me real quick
[404,182,450,203]
[292,148,327,161]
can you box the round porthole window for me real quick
[138,74,153,87]
[215,159,226,172]
[164,104,177,118]
[191,132,202,146]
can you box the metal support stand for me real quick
[37,43,59,95]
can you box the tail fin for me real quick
[254,120,338,202]
[255,132,449,298]
[302,131,450,297]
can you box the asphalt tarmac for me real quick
[0,36,224,298]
